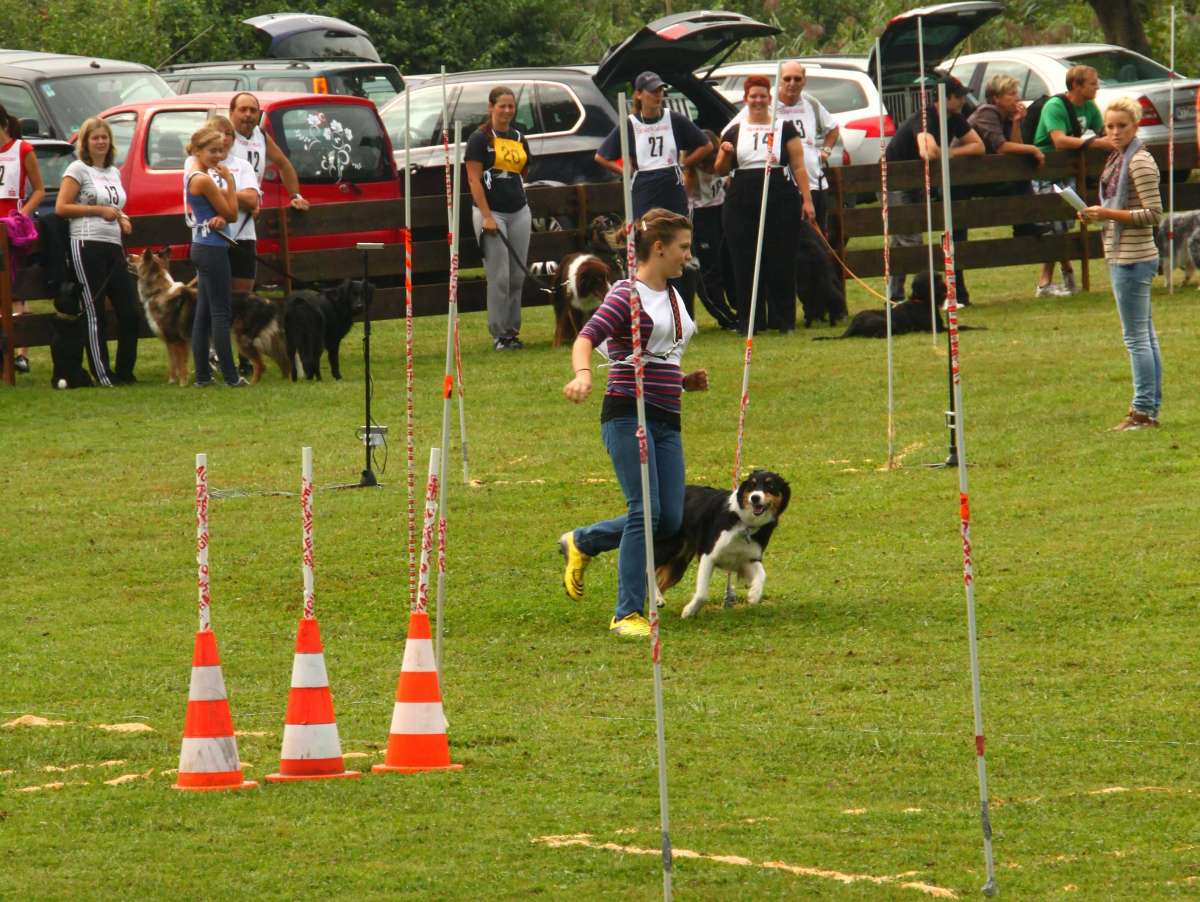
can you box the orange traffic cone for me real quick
[373,610,462,773]
[266,618,359,782]
[174,629,258,791]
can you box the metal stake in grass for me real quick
[724,60,783,607]
[875,40,897,471]
[918,19,939,345]
[433,121,464,677]
[195,452,211,632]
[937,85,998,898]
[617,91,674,902]
[440,66,471,482]
[404,81,417,610]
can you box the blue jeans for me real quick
[1109,260,1162,417]
[190,243,239,385]
[574,416,685,620]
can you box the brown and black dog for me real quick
[550,214,624,346]
[130,248,197,385]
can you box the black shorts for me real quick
[228,239,257,281]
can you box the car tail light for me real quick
[841,149,851,166]
[841,115,896,138]
[312,76,329,94]
[1137,95,1162,126]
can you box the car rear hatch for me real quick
[244,13,382,63]
[593,11,779,127]
[867,1,1003,83]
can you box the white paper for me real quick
[1054,184,1087,212]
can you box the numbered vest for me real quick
[87,167,127,211]
[631,115,678,173]
[233,127,267,184]
[691,168,725,210]
[778,98,825,188]
[491,133,526,175]
[0,140,27,203]
[735,122,785,171]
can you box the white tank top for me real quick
[631,114,679,174]
[232,126,267,184]
[0,139,26,204]
[777,96,827,188]
[735,122,785,171]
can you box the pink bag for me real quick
[2,210,37,287]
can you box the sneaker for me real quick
[1062,270,1078,295]
[1113,410,1156,431]
[114,373,138,385]
[507,335,525,350]
[226,376,250,388]
[559,531,591,600]
[1035,282,1070,298]
[609,612,651,638]
[493,337,510,351]
[237,357,253,378]
[14,354,29,374]
[195,379,214,388]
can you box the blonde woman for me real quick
[1078,97,1163,430]
[56,117,138,386]
[184,125,242,387]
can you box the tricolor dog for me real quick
[654,470,790,618]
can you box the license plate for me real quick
[1174,103,1195,122]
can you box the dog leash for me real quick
[483,228,554,293]
[212,231,308,287]
[814,224,894,306]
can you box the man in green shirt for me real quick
[1032,65,1117,296]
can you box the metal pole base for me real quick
[981,878,998,897]
[723,579,736,608]
[357,468,380,487]
[927,451,958,469]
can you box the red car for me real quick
[97,91,401,255]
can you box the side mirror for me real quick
[18,118,42,137]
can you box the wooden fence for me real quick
[3,142,1196,385]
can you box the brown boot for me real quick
[1113,410,1157,431]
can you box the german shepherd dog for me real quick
[1156,211,1200,287]
[283,279,367,380]
[654,470,791,618]
[231,292,290,383]
[813,273,982,340]
[130,248,197,385]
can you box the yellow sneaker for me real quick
[559,531,591,600]
[609,612,651,638]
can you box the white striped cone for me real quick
[266,618,359,782]
[174,630,258,791]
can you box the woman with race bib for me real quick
[466,86,533,350]
[595,71,711,220]
[0,102,45,375]
[716,76,814,335]
[56,117,139,386]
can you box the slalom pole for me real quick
[195,453,211,633]
[918,19,938,344]
[439,66,470,482]
[1168,4,1176,293]
[433,121,463,676]
[301,446,316,620]
[404,82,417,609]
[723,60,784,607]
[937,85,998,898]
[876,40,896,471]
[617,91,673,902]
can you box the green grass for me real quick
[2,258,1198,900]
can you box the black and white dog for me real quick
[654,470,790,618]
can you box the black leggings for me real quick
[723,170,801,334]
[70,239,140,385]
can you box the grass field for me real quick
[1,255,1198,900]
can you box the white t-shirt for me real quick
[226,156,262,241]
[727,93,834,187]
[231,126,268,184]
[63,160,126,244]
[637,280,696,366]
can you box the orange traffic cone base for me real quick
[173,778,259,792]
[265,769,360,783]
[372,762,463,774]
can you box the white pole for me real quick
[618,91,673,902]
[416,448,440,614]
[1168,4,1176,293]
[918,19,938,344]
[195,453,211,632]
[301,446,316,620]
[723,60,784,606]
[404,83,417,611]
[433,121,463,676]
[876,40,896,471]
[938,84,997,899]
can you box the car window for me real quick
[1061,50,1171,85]
[146,110,208,170]
[537,83,582,134]
[979,60,1046,101]
[34,143,75,189]
[104,111,138,166]
[805,76,868,114]
[39,72,171,136]
[380,85,445,150]
[329,69,403,106]
[163,77,185,94]
[949,62,978,92]
[268,103,392,183]
[259,77,310,93]
[0,83,42,129]
[188,78,241,93]
[452,83,534,135]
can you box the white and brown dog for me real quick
[550,214,625,346]
[654,470,791,618]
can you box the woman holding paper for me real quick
[1077,97,1163,431]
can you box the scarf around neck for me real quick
[1099,136,1143,246]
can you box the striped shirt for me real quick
[1102,150,1161,264]
[580,279,695,422]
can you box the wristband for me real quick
[1081,136,1096,149]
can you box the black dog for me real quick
[50,285,94,389]
[283,279,366,381]
[654,470,791,618]
[797,221,849,328]
[813,273,981,340]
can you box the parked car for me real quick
[948,44,1199,152]
[703,59,894,166]
[0,50,172,140]
[96,91,401,255]
[379,10,779,186]
[161,14,404,107]
[28,138,75,216]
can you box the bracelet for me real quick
[1081,136,1096,149]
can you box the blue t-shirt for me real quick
[186,170,230,247]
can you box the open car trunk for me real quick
[244,13,382,62]
[867,1,1003,87]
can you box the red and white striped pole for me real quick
[618,91,673,902]
[404,81,417,609]
[876,39,896,471]
[440,67,470,483]
[918,19,939,343]
[1168,4,1176,293]
[196,453,211,632]
[937,86,997,897]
